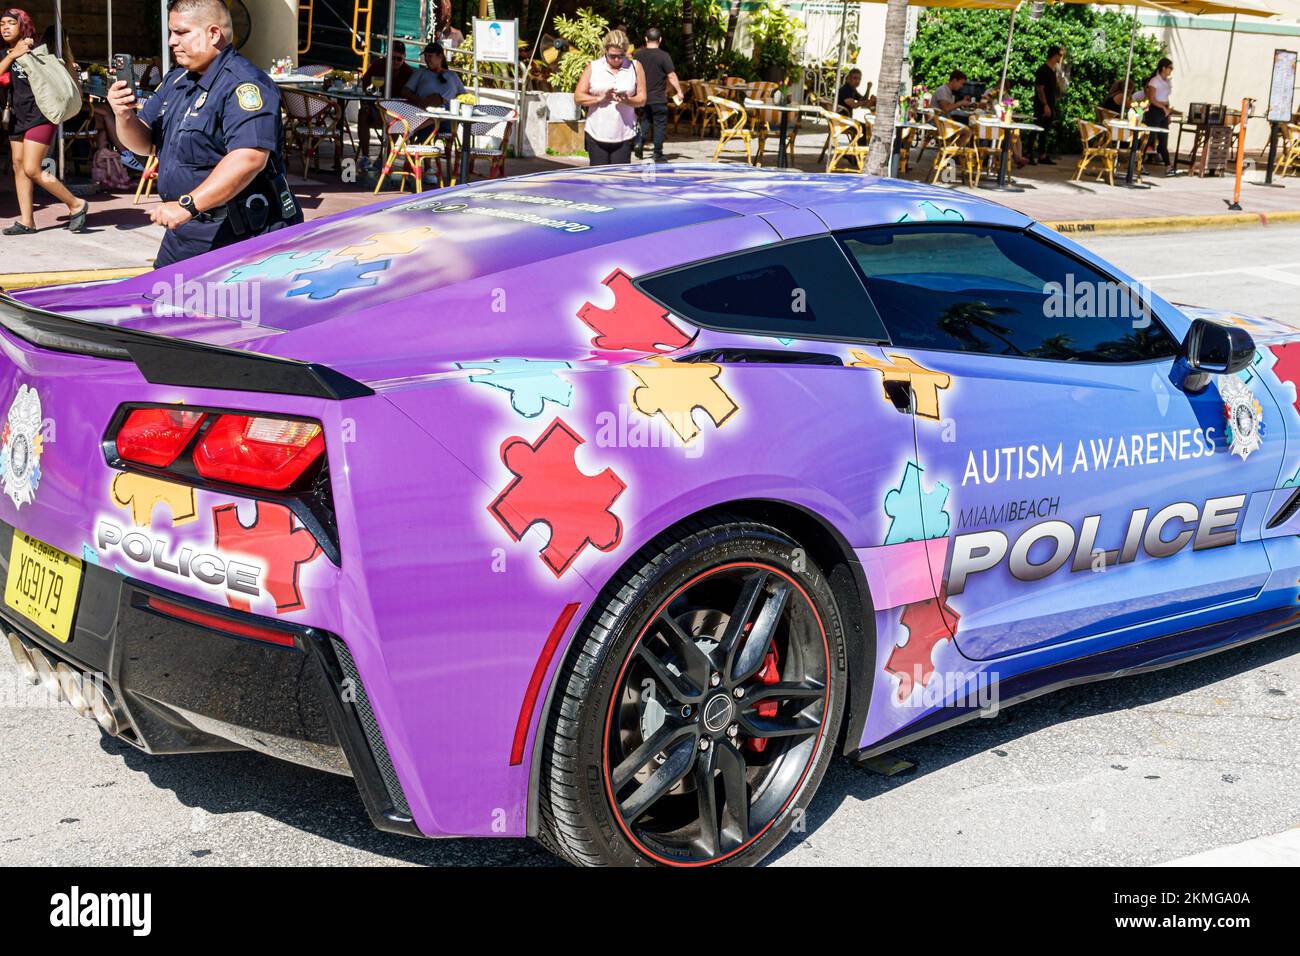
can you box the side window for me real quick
[637,236,888,343]
[837,225,1178,362]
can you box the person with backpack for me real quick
[0,7,88,234]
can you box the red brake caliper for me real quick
[744,643,780,754]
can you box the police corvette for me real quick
[0,165,1294,867]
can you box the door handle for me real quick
[882,379,913,414]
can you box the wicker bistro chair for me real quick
[970,113,1008,180]
[669,82,696,134]
[929,116,978,187]
[373,99,445,193]
[465,104,519,180]
[1074,119,1116,186]
[820,108,868,174]
[1275,122,1300,178]
[133,148,159,203]
[709,96,754,164]
[281,88,345,174]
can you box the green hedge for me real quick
[909,5,1166,152]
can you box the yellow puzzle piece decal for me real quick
[111,472,198,528]
[337,226,438,262]
[628,356,739,444]
[848,350,952,421]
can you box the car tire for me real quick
[537,516,847,867]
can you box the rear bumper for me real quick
[0,520,420,838]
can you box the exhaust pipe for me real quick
[6,631,37,685]
[6,629,124,734]
[55,663,93,719]
[29,647,61,701]
[86,680,125,737]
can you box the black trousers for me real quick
[1030,109,1054,158]
[154,209,301,268]
[639,102,669,158]
[1143,106,1171,164]
[585,133,635,166]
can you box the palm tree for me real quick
[682,0,696,77]
[866,0,909,176]
[724,0,742,53]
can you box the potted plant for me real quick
[748,2,801,84]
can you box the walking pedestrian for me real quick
[574,30,645,166]
[632,27,682,163]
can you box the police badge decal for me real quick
[0,384,45,508]
[1220,375,1263,461]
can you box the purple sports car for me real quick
[3,165,1298,867]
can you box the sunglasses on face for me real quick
[605,50,625,60]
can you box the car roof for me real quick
[507,163,1033,230]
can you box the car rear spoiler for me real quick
[0,293,372,400]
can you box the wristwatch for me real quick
[178,194,197,213]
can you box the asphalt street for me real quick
[2,225,1299,867]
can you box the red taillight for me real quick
[193,414,325,491]
[145,596,296,647]
[115,407,207,466]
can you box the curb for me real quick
[1045,209,1300,236]
[0,265,153,291]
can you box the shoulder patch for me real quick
[235,82,264,112]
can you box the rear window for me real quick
[637,237,888,343]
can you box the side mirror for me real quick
[1176,318,1255,393]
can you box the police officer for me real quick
[107,0,302,267]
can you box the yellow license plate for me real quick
[4,532,82,643]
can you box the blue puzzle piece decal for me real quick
[286,257,391,301]
[224,250,330,283]
[883,460,950,545]
[899,200,965,224]
[81,543,100,565]
[456,358,574,418]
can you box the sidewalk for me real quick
[0,120,1295,282]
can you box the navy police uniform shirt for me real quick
[139,45,301,267]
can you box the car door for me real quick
[835,222,1284,660]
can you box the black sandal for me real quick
[67,202,88,233]
[3,223,35,235]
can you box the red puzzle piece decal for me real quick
[488,418,626,577]
[577,268,693,352]
[886,590,960,703]
[1270,343,1300,412]
[213,502,323,614]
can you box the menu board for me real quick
[1267,49,1297,123]
[474,18,519,64]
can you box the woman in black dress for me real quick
[0,8,87,234]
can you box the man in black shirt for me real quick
[836,69,874,114]
[1030,45,1063,164]
[633,27,683,162]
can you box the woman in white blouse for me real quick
[573,30,646,165]
[1143,58,1174,168]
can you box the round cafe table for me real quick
[424,106,496,185]
[972,118,1042,191]
[1106,120,1166,189]
[743,100,819,169]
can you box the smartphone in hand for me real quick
[111,53,136,98]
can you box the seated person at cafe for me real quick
[836,69,875,114]
[358,41,413,167]
[1100,78,1139,116]
[404,41,466,109]
[932,70,975,120]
